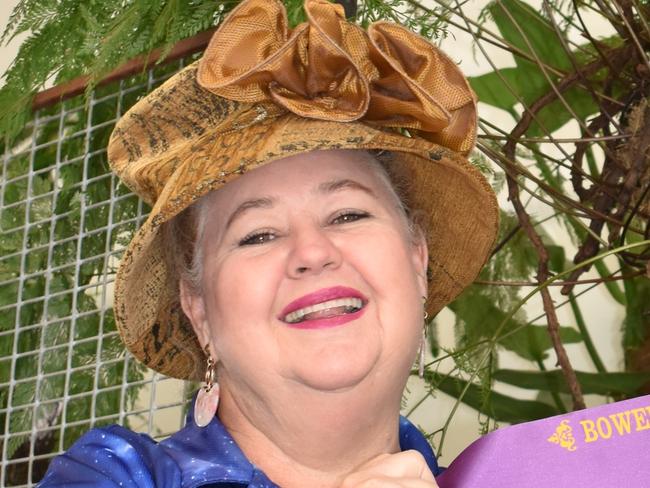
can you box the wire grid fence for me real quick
[0,56,198,487]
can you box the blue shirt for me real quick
[38,397,440,487]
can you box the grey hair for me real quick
[368,150,421,239]
[163,150,423,296]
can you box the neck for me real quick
[218,375,404,487]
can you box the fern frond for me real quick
[10,0,60,40]
[0,0,451,142]
[1,0,56,44]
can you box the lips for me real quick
[279,286,367,329]
[283,297,364,323]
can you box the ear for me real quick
[179,279,214,356]
[410,227,429,298]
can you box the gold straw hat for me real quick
[108,0,499,380]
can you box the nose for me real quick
[286,224,342,278]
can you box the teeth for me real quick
[284,298,363,323]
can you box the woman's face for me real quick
[182,149,428,401]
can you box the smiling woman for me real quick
[180,150,427,398]
[167,151,416,297]
[36,0,498,487]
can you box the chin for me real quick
[290,343,381,392]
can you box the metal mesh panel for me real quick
[0,58,196,487]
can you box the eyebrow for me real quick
[224,179,376,230]
[317,178,377,197]
[225,197,274,230]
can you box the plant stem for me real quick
[536,359,567,413]
[429,241,649,452]
[569,293,608,373]
[505,134,587,412]
[594,259,627,305]
[585,146,600,178]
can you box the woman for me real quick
[38,0,498,486]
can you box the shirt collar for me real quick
[161,394,439,487]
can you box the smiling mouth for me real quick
[283,298,364,324]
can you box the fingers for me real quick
[342,478,438,488]
[340,450,438,488]
[360,451,436,481]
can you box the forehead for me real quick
[206,149,393,208]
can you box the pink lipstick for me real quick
[279,286,367,329]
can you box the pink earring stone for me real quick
[194,383,220,428]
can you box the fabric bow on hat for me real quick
[197,0,477,155]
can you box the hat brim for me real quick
[109,63,498,380]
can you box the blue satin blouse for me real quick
[38,395,440,487]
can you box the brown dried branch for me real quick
[507,43,634,154]
[572,0,617,72]
[494,50,629,408]
[562,101,650,293]
[490,35,645,296]
[611,0,650,72]
[479,142,644,232]
[571,114,613,202]
[561,153,625,294]
[610,101,650,234]
[475,270,645,287]
[503,129,588,410]
[490,223,522,258]
[489,6,650,405]
[504,169,586,411]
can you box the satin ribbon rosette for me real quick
[197,0,477,155]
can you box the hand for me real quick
[340,450,440,488]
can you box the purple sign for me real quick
[437,394,650,487]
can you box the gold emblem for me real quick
[547,419,577,451]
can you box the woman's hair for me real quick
[162,150,425,296]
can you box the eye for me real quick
[238,230,277,246]
[330,210,370,225]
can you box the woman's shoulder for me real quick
[37,415,269,487]
[399,416,441,476]
[38,415,438,486]
[37,424,182,488]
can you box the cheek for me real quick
[349,229,421,298]
[345,230,423,343]
[201,252,284,359]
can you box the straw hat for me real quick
[108,0,499,380]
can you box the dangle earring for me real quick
[419,297,429,379]
[194,344,220,428]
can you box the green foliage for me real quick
[485,0,573,71]
[493,369,650,396]
[470,0,626,136]
[355,0,448,38]
[449,211,582,364]
[0,66,164,471]
[427,370,559,423]
[419,0,650,452]
[622,273,650,356]
[0,0,234,142]
[450,286,583,363]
